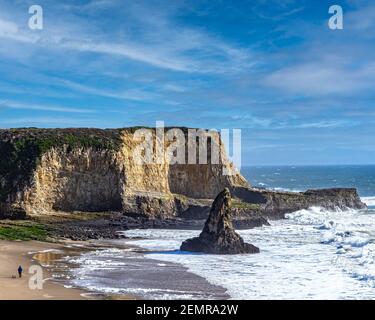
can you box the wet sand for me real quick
[0,240,87,299]
[0,239,228,300]
[65,240,230,299]
[93,253,230,299]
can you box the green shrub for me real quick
[0,222,49,241]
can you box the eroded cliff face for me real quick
[167,132,247,199]
[1,128,365,222]
[0,128,248,218]
[23,147,123,214]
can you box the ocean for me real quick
[65,165,375,299]
[242,165,375,203]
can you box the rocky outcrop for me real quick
[0,128,248,219]
[180,188,260,254]
[231,186,366,220]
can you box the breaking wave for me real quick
[362,196,375,207]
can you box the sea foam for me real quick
[64,206,375,299]
[362,197,375,207]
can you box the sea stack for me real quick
[180,188,260,254]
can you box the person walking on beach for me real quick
[18,265,23,278]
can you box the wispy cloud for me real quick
[261,2,375,97]
[58,79,159,101]
[0,1,252,74]
[293,120,360,129]
[0,116,100,127]
[0,100,95,113]
[264,62,375,95]
[251,3,305,21]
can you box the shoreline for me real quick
[62,238,230,300]
[0,240,136,300]
[0,240,87,300]
[2,206,374,300]
[0,238,227,300]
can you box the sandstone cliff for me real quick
[0,128,366,224]
[0,128,248,218]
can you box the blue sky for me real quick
[0,0,374,165]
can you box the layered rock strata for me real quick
[0,128,247,218]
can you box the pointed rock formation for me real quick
[180,188,260,254]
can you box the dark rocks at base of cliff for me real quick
[51,212,268,241]
[177,197,270,229]
[231,186,366,220]
[180,188,260,254]
[51,217,127,241]
[302,188,366,210]
[0,205,27,220]
[38,186,366,241]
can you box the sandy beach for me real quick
[0,240,87,300]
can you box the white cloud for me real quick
[58,79,158,101]
[0,3,252,74]
[0,18,18,34]
[346,4,375,32]
[162,84,187,92]
[0,100,95,113]
[293,120,359,129]
[0,18,36,43]
[264,62,375,96]
[0,116,99,126]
